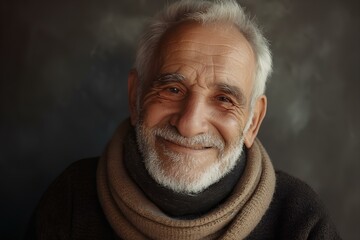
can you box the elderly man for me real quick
[27,0,340,239]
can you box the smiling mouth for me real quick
[157,136,212,152]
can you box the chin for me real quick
[144,144,244,194]
[135,121,245,194]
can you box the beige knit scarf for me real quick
[97,121,276,240]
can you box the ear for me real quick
[244,95,267,148]
[128,69,139,126]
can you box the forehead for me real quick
[157,21,256,92]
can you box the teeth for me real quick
[169,140,206,150]
[158,136,212,150]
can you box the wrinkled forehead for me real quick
[157,21,255,72]
[160,21,254,55]
[154,21,256,93]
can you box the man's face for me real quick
[129,22,262,194]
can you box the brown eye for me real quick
[157,85,185,101]
[167,87,180,94]
[217,95,232,103]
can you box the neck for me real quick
[124,128,247,218]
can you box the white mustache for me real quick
[153,125,225,150]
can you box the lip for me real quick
[157,137,212,154]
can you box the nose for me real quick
[169,95,209,138]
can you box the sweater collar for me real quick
[123,127,247,218]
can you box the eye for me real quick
[156,84,185,101]
[167,87,180,94]
[216,95,233,103]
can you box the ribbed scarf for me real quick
[97,120,276,240]
[123,127,247,218]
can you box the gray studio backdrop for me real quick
[1,0,359,239]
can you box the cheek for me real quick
[140,96,179,128]
[210,112,244,145]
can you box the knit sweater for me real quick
[26,123,340,239]
[26,157,340,239]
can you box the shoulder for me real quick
[59,157,99,180]
[36,157,100,209]
[275,171,340,239]
[274,170,323,207]
[248,171,341,239]
[26,157,115,239]
[39,157,100,201]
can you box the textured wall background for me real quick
[1,0,359,239]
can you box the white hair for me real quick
[134,0,272,109]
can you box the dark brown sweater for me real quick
[26,157,340,239]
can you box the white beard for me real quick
[135,117,252,194]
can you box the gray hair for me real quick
[134,0,272,109]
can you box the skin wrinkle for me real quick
[146,22,254,125]
[155,78,246,112]
[162,47,251,61]
[131,21,263,193]
[157,64,250,89]
[163,34,254,59]
[216,83,246,107]
[154,73,246,125]
[161,49,244,58]
[153,70,247,108]
[157,23,252,128]
[161,50,249,67]
[160,46,252,90]
[157,73,185,83]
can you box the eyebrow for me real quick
[155,73,185,84]
[216,83,247,106]
[154,73,247,105]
